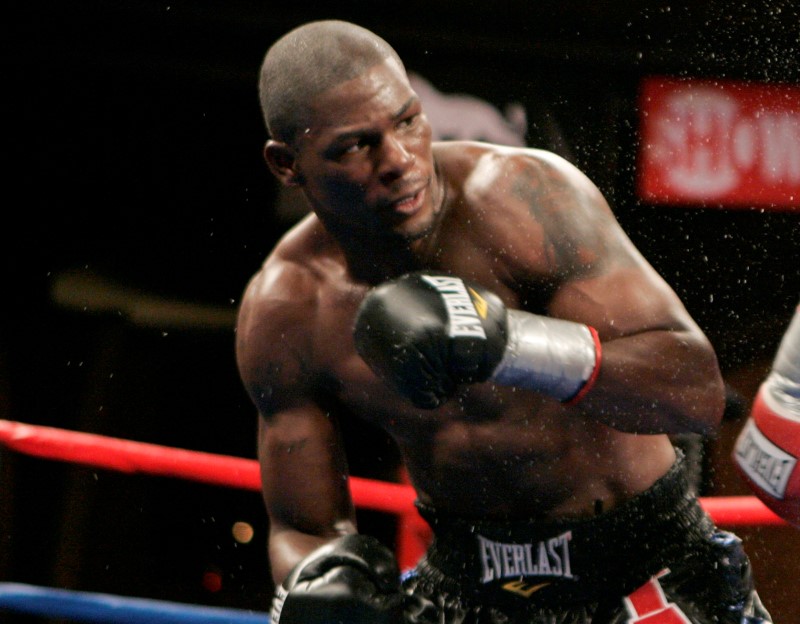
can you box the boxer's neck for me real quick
[339,230,442,285]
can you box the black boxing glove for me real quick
[353,272,601,409]
[271,534,405,624]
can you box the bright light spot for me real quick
[232,521,254,544]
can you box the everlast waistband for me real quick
[413,451,716,609]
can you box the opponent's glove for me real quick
[733,303,800,528]
[353,272,601,409]
[271,534,405,624]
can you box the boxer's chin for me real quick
[392,216,437,242]
[388,202,441,242]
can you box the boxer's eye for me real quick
[344,141,367,154]
[327,138,369,159]
[397,113,419,130]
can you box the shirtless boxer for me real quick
[235,19,772,623]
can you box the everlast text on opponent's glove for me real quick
[353,272,601,409]
[733,302,800,527]
[270,534,405,624]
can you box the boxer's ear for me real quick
[264,140,304,186]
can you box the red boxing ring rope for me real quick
[0,418,787,572]
[0,419,416,513]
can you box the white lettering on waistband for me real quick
[477,531,574,583]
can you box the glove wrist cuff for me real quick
[491,310,600,403]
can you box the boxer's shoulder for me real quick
[435,143,595,231]
[243,215,342,309]
[235,256,335,413]
[236,219,335,370]
[434,141,578,186]
[433,144,605,280]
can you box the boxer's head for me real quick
[259,20,402,145]
[260,21,441,243]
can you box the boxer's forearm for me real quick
[573,328,725,435]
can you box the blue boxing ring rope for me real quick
[0,583,268,623]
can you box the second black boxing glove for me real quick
[353,272,601,409]
[271,534,404,624]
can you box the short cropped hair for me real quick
[259,20,403,144]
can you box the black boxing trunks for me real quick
[401,451,772,623]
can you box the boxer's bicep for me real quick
[548,261,724,433]
[235,260,318,412]
[508,154,723,431]
[511,152,698,336]
[549,259,698,340]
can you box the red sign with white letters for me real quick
[637,76,800,210]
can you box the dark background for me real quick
[3,1,800,622]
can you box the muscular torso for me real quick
[309,271,671,518]
[242,142,678,522]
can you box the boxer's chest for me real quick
[315,301,552,443]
